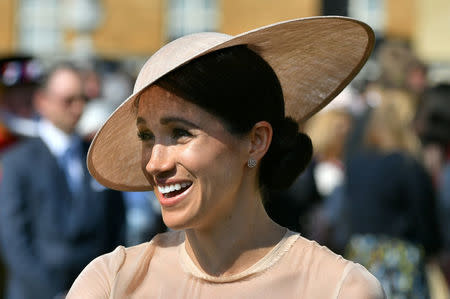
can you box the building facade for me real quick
[0,0,448,63]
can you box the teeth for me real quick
[158,182,191,194]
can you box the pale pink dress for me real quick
[67,230,385,298]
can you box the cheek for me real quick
[180,140,229,173]
[140,145,152,175]
[181,140,243,188]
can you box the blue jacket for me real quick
[0,137,125,299]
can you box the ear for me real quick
[248,121,273,163]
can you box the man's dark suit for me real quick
[0,137,125,299]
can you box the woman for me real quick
[68,17,384,298]
[342,91,441,298]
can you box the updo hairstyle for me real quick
[154,45,313,190]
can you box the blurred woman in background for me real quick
[338,90,441,298]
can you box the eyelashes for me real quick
[137,131,154,141]
[171,128,192,139]
[137,128,193,142]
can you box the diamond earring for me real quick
[247,158,257,168]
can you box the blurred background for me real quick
[0,0,449,64]
[1,0,450,298]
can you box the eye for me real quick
[137,131,154,142]
[172,128,192,140]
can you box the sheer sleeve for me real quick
[66,245,126,299]
[337,263,385,299]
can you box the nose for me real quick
[144,143,175,177]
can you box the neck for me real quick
[184,190,286,277]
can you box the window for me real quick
[348,0,385,34]
[17,0,63,55]
[167,0,219,41]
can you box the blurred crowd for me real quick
[267,40,450,298]
[0,57,166,298]
[0,38,449,298]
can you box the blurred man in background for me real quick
[0,63,125,299]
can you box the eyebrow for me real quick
[136,116,199,128]
[160,117,199,128]
[136,117,146,125]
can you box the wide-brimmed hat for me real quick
[88,16,374,191]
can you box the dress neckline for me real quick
[178,229,300,283]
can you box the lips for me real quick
[158,182,192,206]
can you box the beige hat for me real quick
[88,16,374,191]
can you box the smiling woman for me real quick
[67,17,385,298]
[136,84,253,230]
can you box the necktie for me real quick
[60,139,84,197]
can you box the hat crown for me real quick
[134,32,232,93]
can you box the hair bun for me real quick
[260,117,313,190]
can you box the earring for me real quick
[247,158,257,168]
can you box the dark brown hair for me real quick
[155,45,312,190]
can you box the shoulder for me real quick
[1,138,44,164]
[291,236,350,271]
[77,244,132,280]
[0,138,46,180]
[67,231,183,298]
[288,236,384,298]
[98,231,182,267]
[67,243,149,298]
[337,263,385,299]
[66,245,126,298]
[2,137,40,157]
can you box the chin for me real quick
[161,210,194,231]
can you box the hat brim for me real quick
[88,16,374,191]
